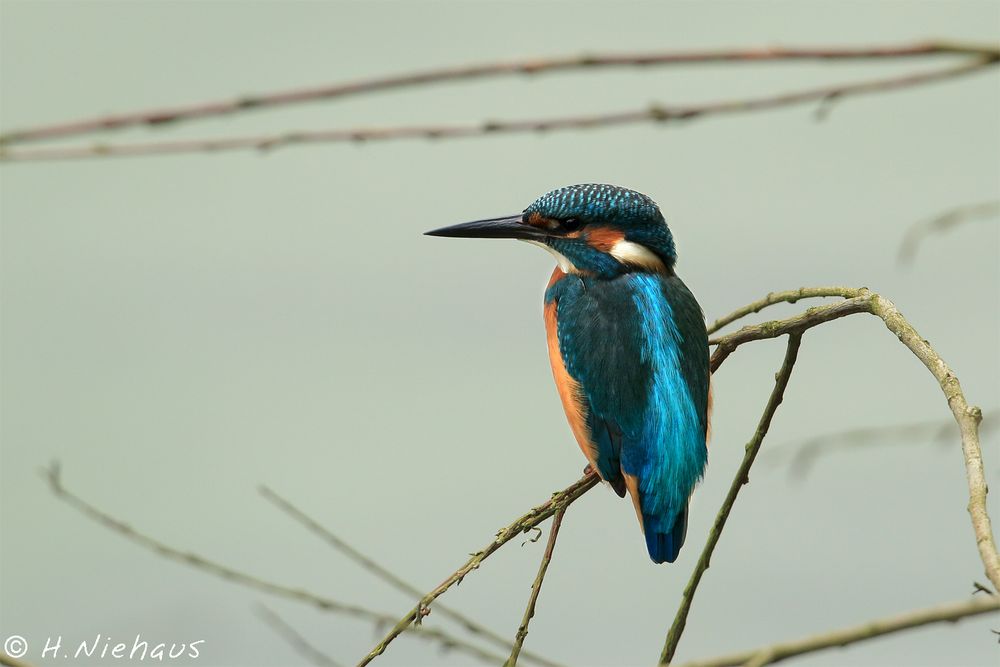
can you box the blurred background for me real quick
[1,1,998,666]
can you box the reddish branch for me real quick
[1,43,997,162]
[1,41,995,146]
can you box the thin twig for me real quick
[972,581,996,595]
[2,41,995,146]
[356,473,599,667]
[506,507,568,667]
[677,595,1000,667]
[41,462,503,665]
[2,56,996,162]
[257,605,343,667]
[706,287,858,334]
[660,333,803,664]
[259,485,562,667]
[708,295,870,369]
[898,200,1000,264]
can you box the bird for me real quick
[426,183,711,564]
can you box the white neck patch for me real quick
[609,240,667,272]
[523,240,579,274]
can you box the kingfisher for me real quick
[427,184,711,563]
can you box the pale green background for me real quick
[1,1,999,666]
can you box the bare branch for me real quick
[657,287,999,661]
[2,56,996,162]
[865,293,999,593]
[2,41,995,146]
[898,200,1000,264]
[708,288,1000,592]
[356,473,599,666]
[506,507,568,667]
[677,595,1000,667]
[41,462,503,665]
[257,605,343,667]
[706,287,858,334]
[259,485,562,667]
[709,295,870,369]
[660,333,803,664]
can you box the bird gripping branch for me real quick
[428,184,711,563]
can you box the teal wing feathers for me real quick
[546,271,709,563]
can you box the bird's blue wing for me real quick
[546,272,709,563]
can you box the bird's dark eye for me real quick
[560,218,582,232]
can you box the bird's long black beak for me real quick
[425,215,547,240]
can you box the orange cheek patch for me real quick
[585,226,625,252]
[526,212,557,230]
[544,301,600,472]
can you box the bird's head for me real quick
[426,183,676,277]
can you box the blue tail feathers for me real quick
[644,506,689,564]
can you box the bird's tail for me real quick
[644,505,688,564]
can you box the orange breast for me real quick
[543,271,601,474]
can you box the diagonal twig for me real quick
[257,605,344,667]
[41,462,504,665]
[505,507,568,667]
[677,595,1000,667]
[356,473,599,666]
[1,41,995,146]
[259,485,563,667]
[660,333,803,664]
[2,55,996,162]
